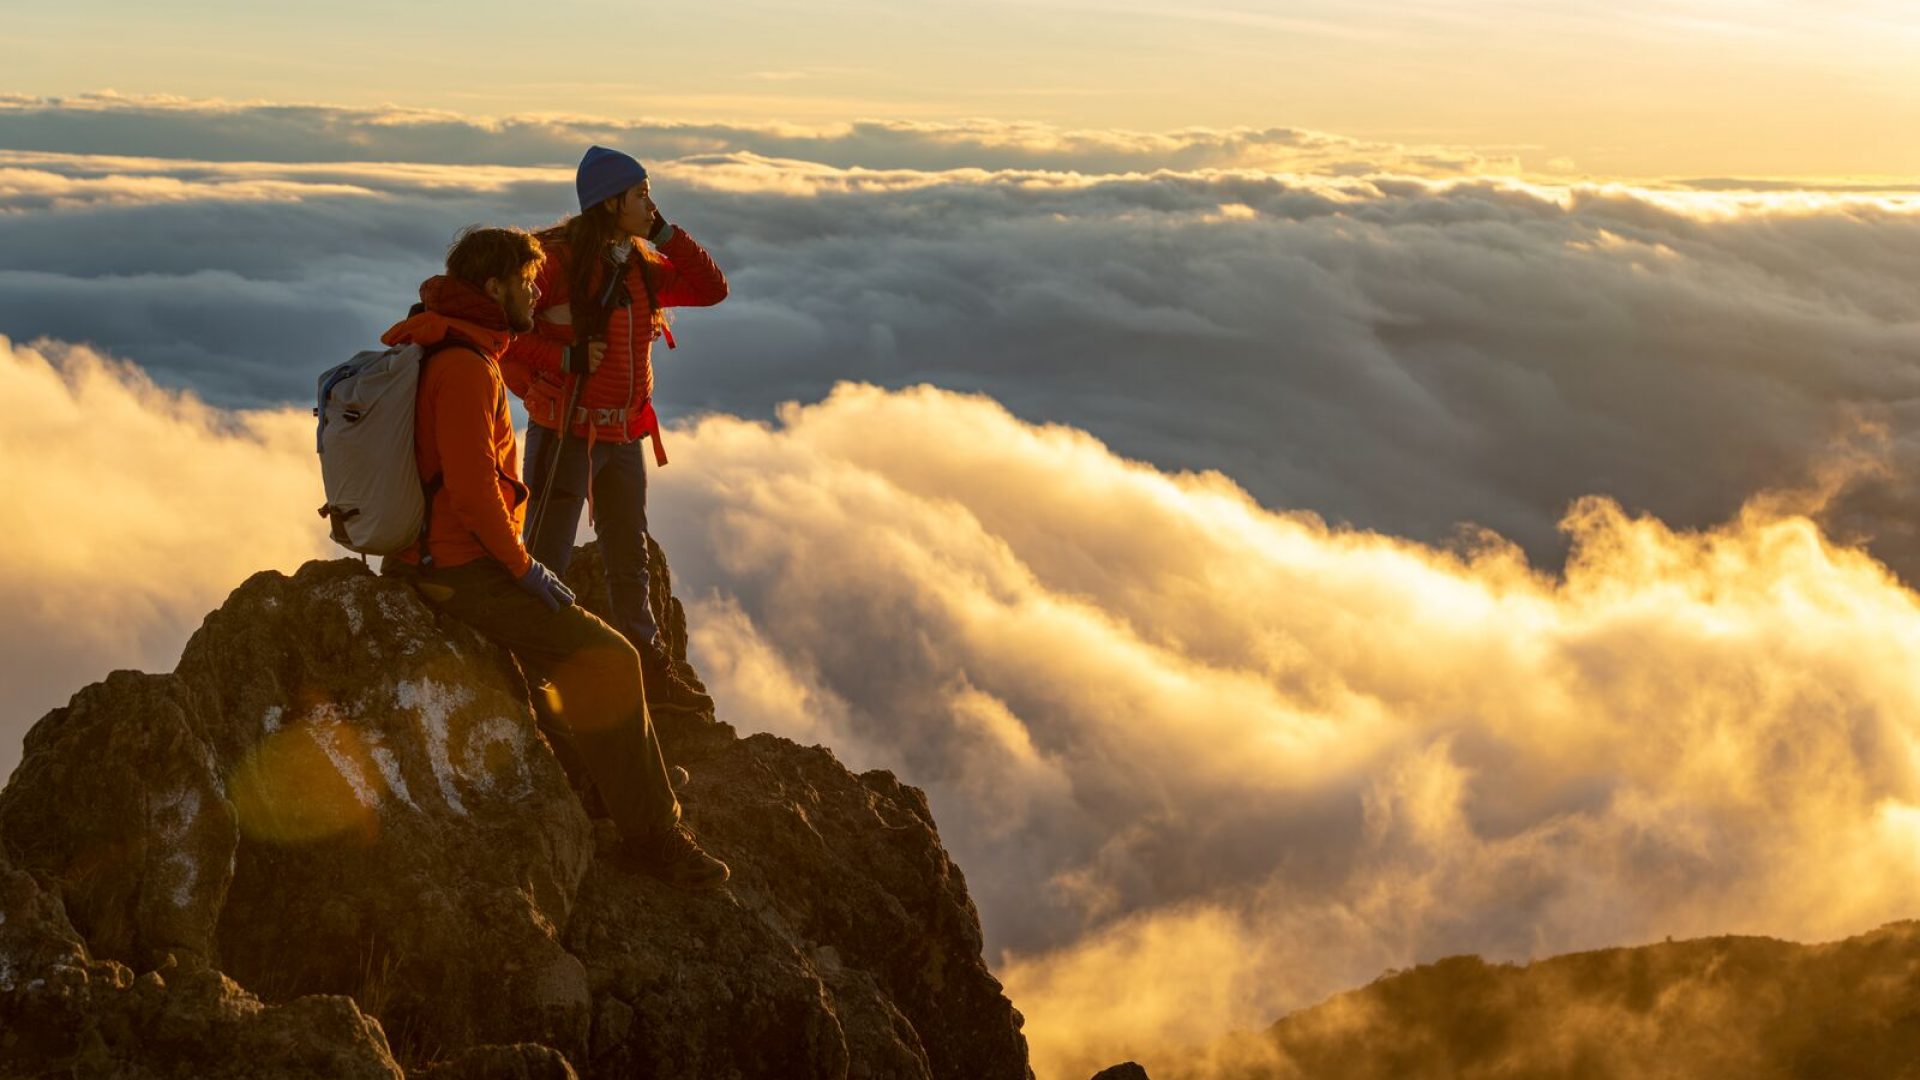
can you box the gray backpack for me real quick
[314,340,463,559]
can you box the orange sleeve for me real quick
[431,358,534,577]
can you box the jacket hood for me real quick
[381,275,512,356]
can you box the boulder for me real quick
[3,559,598,1063]
[564,731,1027,1079]
[0,543,1032,1078]
[0,845,402,1077]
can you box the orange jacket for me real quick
[381,276,533,576]
[501,228,727,463]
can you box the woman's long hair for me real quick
[538,198,668,347]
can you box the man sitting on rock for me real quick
[379,225,728,890]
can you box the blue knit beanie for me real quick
[576,145,648,212]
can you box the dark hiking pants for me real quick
[521,423,661,653]
[384,556,680,842]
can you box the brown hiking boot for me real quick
[628,823,730,890]
[640,645,715,718]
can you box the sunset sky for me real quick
[10,0,1920,178]
[8,4,1920,1078]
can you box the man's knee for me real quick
[541,614,643,731]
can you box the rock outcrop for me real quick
[0,542,1031,1079]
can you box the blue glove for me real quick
[517,560,576,612]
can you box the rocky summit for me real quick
[0,541,1033,1079]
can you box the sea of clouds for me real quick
[6,96,1920,1079]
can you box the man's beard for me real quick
[507,306,536,334]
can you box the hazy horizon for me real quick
[11,0,1920,178]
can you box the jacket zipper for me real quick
[627,267,637,431]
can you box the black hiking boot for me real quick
[640,644,715,718]
[627,823,729,890]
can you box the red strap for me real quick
[639,400,668,466]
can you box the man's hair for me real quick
[445,226,543,288]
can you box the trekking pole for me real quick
[527,363,589,550]
[528,266,622,551]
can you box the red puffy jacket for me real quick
[501,229,728,464]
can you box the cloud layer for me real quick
[0,336,334,751]
[643,384,1920,1079]
[6,345,1920,1079]
[7,136,1920,580]
[0,93,1517,176]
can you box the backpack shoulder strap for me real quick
[634,256,660,311]
[633,255,676,349]
[419,336,474,361]
[412,338,467,569]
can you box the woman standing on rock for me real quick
[502,146,729,717]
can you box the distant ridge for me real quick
[1201,920,1920,1079]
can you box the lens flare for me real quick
[228,715,380,845]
